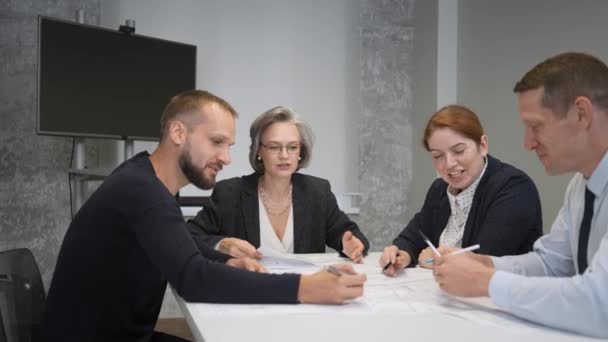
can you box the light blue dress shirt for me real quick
[489,151,608,338]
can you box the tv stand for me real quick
[69,138,136,215]
[124,139,134,160]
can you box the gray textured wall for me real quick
[0,0,99,288]
[355,0,415,251]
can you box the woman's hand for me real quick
[218,237,262,259]
[378,245,411,277]
[342,231,365,263]
[418,247,438,269]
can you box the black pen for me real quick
[382,252,399,272]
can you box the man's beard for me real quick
[178,144,216,190]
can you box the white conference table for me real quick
[176,252,595,342]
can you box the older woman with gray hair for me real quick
[187,106,369,262]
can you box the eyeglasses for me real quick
[261,143,301,154]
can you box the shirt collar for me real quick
[587,151,608,197]
[447,157,488,204]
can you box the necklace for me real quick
[262,199,291,216]
[259,181,292,216]
[259,183,292,206]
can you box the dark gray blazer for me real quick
[187,173,370,255]
[394,155,543,266]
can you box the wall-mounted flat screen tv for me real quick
[37,16,196,140]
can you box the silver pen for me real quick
[418,230,442,257]
[324,265,343,277]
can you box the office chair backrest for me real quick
[0,248,46,342]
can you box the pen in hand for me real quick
[418,230,441,257]
[424,244,481,264]
[325,265,343,277]
[382,261,392,272]
[382,252,400,273]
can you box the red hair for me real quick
[422,105,484,151]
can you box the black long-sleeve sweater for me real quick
[40,152,299,341]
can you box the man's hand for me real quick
[218,237,262,259]
[436,245,460,255]
[342,231,365,263]
[225,257,267,273]
[298,264,367,304]
[432,251,495,297]
[378,245,411,277]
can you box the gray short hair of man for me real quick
[249,106,314,173]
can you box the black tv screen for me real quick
[37,16,196,140]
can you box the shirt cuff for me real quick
[214,239,223,251]
[490,256,508,271]
[488,270,517,310]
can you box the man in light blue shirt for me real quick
[432,52,608,338]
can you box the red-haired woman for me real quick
[380,105,543,274]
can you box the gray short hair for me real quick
[249,106,314,173]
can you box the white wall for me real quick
[411,0,608,231]
[100,0,360,199]
[457,0,608,230]
[409,0,438,222]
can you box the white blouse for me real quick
[439,159,488,247]
[258,195,294,253]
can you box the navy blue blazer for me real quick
[187,173,370,255]
[393,155,543,265]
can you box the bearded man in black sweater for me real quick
[40,90,366,342]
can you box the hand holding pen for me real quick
[417,230,481,266]
[417,230,481,268]
[298,264,367,305]
[418,247,440,269]
[422,244,481,267]
[432,247,494,297]
[418,230,441,256]
[414,230,441,269]
[378,245,411,277]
